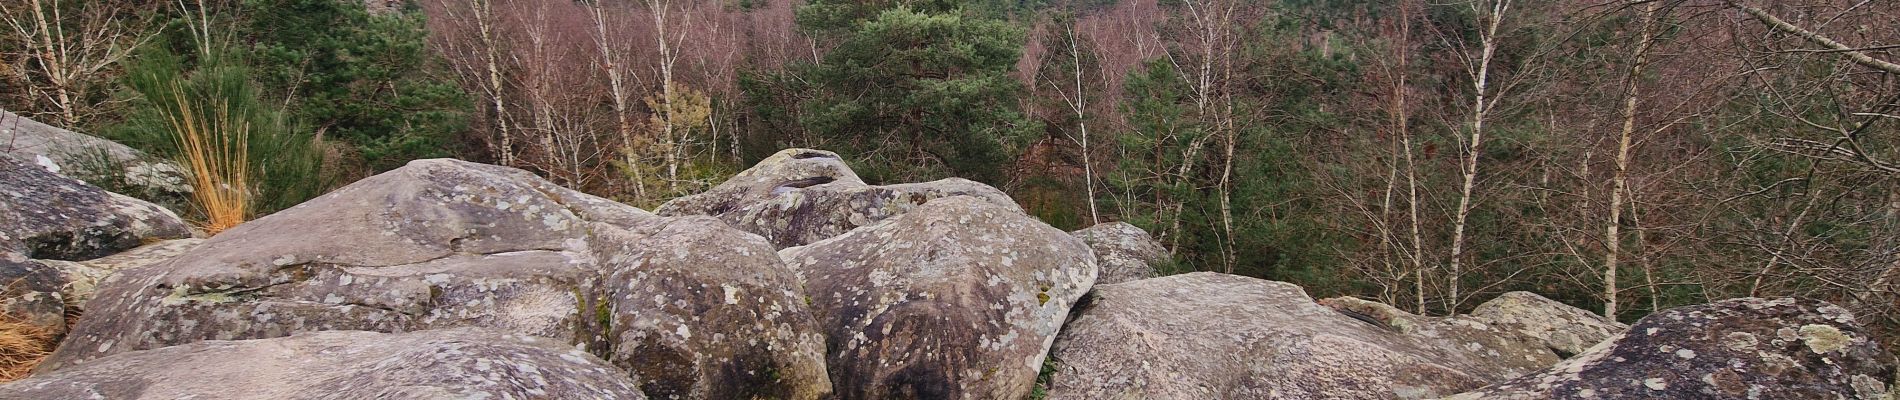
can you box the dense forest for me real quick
[4,0,1897,349]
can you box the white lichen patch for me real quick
[1643,377,1668,390]
[1797,324,1850,354]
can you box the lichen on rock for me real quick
[1447,297,1899,400]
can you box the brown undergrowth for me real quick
[0,312,55,382]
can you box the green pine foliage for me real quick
[241,0,469,172]
[750,1,1040,184]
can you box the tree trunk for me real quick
[1605,0,1657,320]
[1447,0,1508,310]
[1069,23,1100,226]
[472,0,513,166]
[591,3,645,200]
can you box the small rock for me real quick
[1466,291,1627,357]
[0,251,66,339]
[658,148,1021,248]
[1069,222,1167,285]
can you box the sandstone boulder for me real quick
[1070,222,1166,284]
[0,328,647,399]
[32,238,204,309]
[1046,273,1558,400]
[780,196,1098,399]
[1466,291,1626,357]
[0,156,192,261]
[1447,297,1898,400]
[1316,296,1562,375]
[40,159,830,399]
[658,148,1021,248]
[0,109,191,197]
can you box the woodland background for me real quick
[4,0,1897,350]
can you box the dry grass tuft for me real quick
[0,313,55,382]
[161,85,252,235]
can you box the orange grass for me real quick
[161,85,251,235]
[0,313,53,382]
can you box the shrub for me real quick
[111,47,326,233]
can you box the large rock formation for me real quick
[0,156,191,261]
[1070,222,1166,285]
[0,109,190,197]
[1045,273,1566,400]
[658,148,1021,248]
[1448,297,1898,400]
[781,196,1099,399]
[39,159,830,399]
[1,328,647,399]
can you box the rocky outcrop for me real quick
[31,239,203,310]
[1314,296,1564,375]
[658,148,1021,248]
[1447,297,1898,400]
[1070,222,1166,284]
[0,109,190,197]
[1045,273,1562,400]
[39,159,830,399]
[0,328,647,399]
[781,196,1098,399]
[0,156,192,261]
[1466,291,1627,357]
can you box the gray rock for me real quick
[32,238,204,310]
[1316,296,1565,378]
[1466,291,1626,357]
[0,156,192,261]
[657,149,867,216]
[593,215,832,400]
[0,251,66,339]
[1046,273,1553,400]
[0,109,191,196]
[1446,297,1898,400]
[780,196,1098,399]
[0,328,647,399]
[1070,222,1166,284]
[39,159,831,399]
[658,148,1021,248]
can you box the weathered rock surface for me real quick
[658,148,1021,248]
[32,238,204,310]
[1466,291,1627,357]
[0,109,190,196]
[1070,222,1166,284]
[0,251,66,339]
[1315,296,1564,375]
[40,159,830,399]
[0,328,647,399]
[1046,273,1560,400]
[592,215,831,399]
[0,156,192,261]
[781,196,1098,399]
[1447,297,1898,400]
